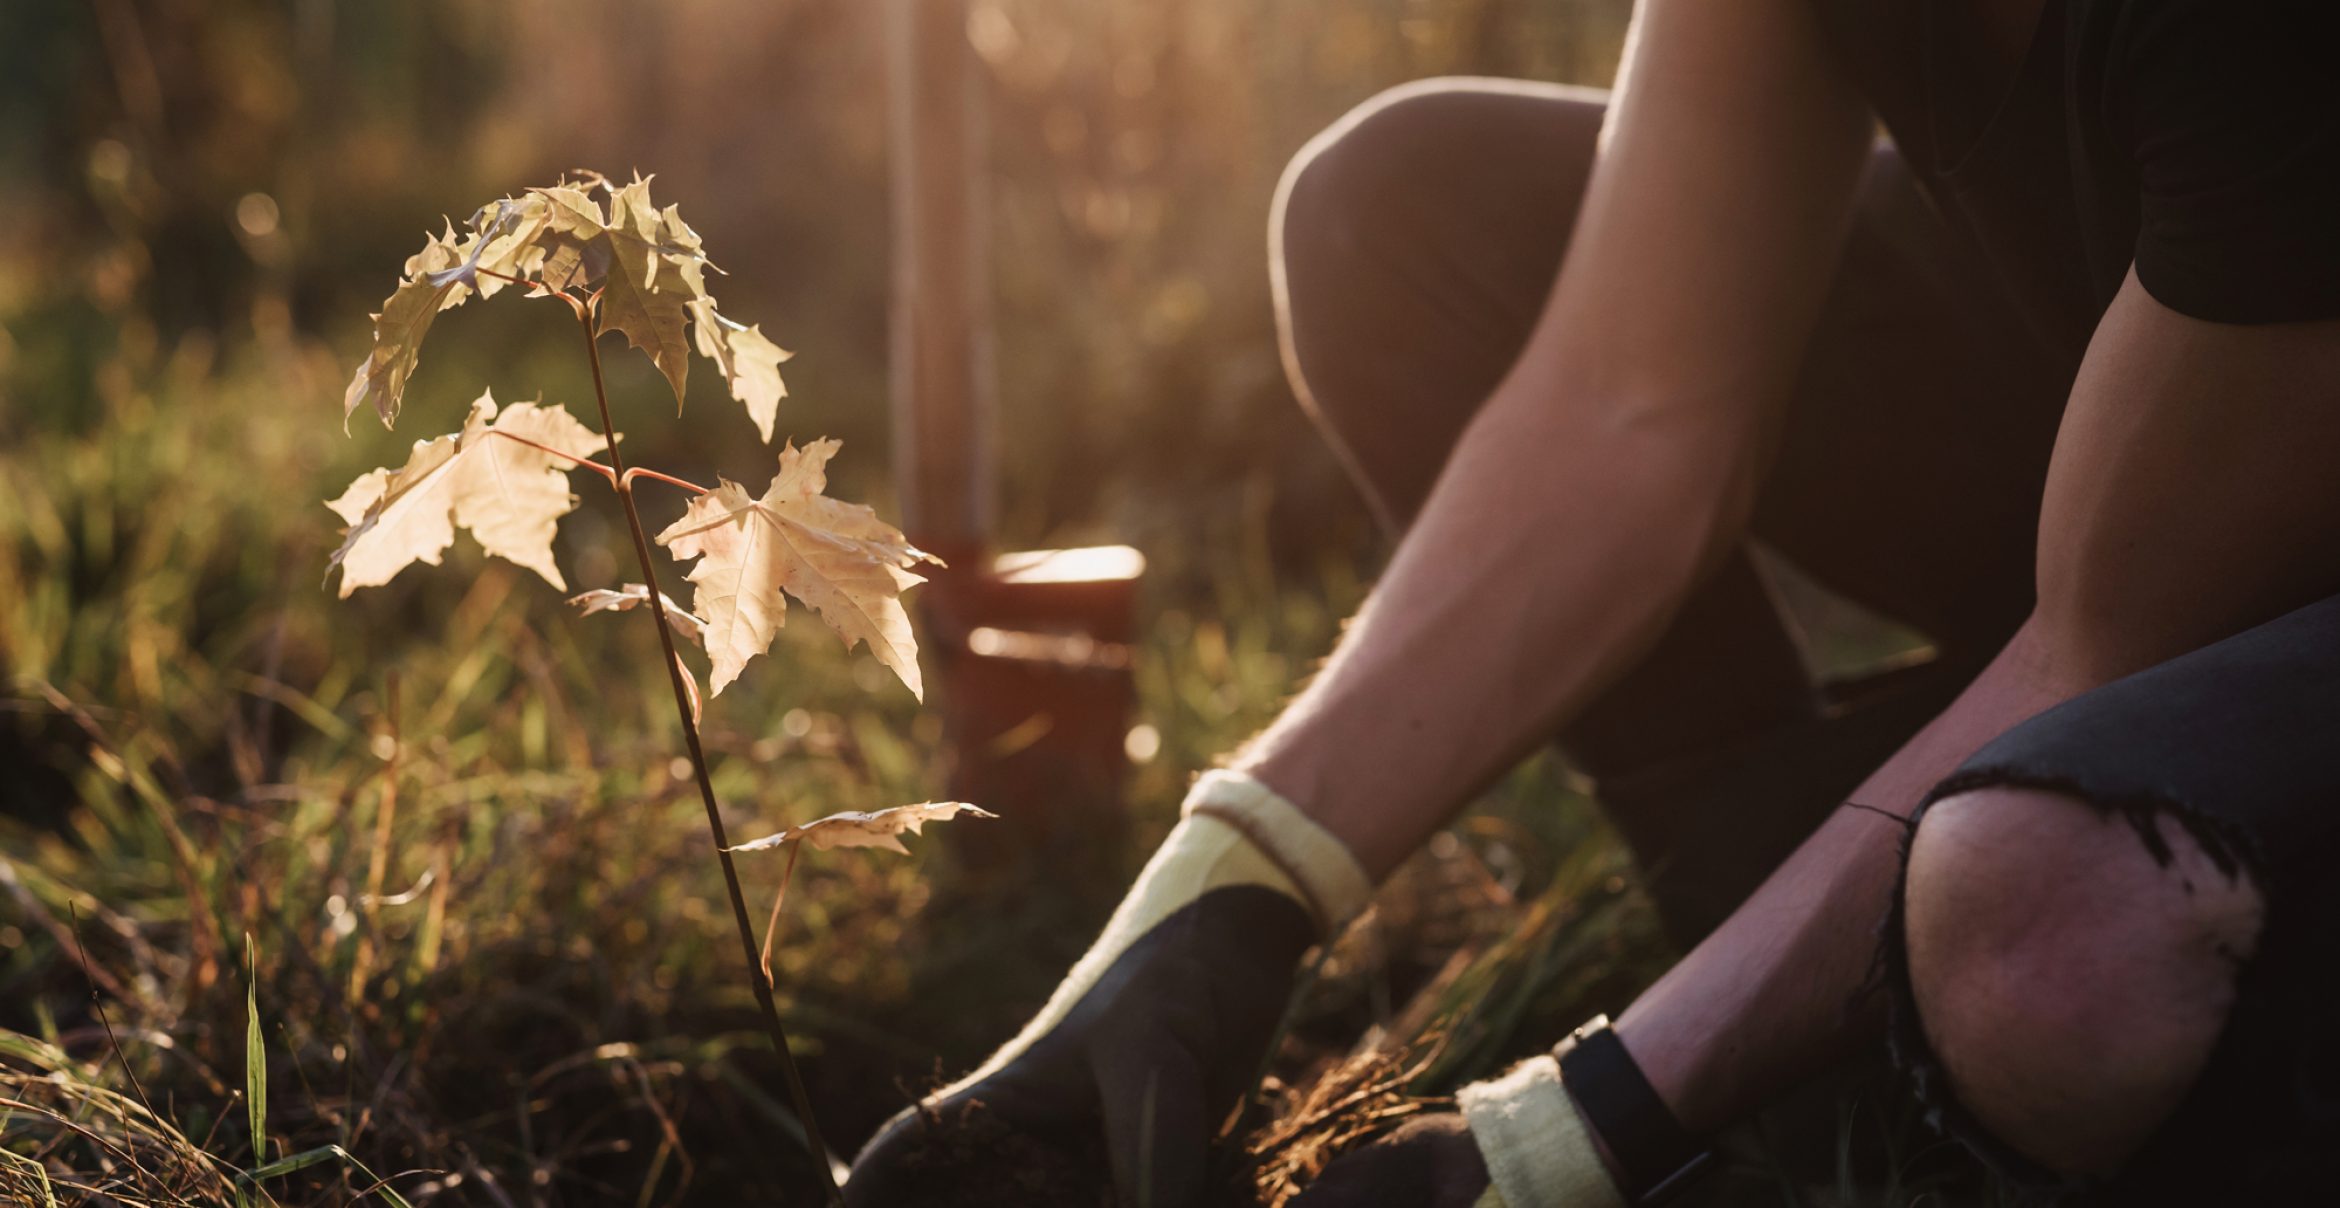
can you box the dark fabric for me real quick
[1554,1017,1708,1201]
[1881,593,2340,1205]
[1273,80,2068,947]
[1807,0,2340,349]
[844,886,1315,1208]
[1285,1114,1491,1208]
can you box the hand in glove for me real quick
[846,771,1371,1208]
[1285,1113,1492,1208]
[1293,1018,1709,1208]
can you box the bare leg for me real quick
[1614,622,2077,1131]
[1904,788,2262,1175]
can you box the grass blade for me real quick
[245,932,266,1163]
[244,1144,417,1208]
[0,1147,58,1208]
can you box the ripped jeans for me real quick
[1881,594,2340,1204]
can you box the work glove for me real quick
[1283,1113,1491,1207]
[845,770,1372,1207]
[1293,1018,1708,1208]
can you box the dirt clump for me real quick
[866,1097,1116,1207]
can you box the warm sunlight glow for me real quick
[992,544,1147,584]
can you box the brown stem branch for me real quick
[759,841,803,986]
[485,430,617,485]
[473,266,546,290]
[475,265,594,309]
[619,465,713,497]
[573,301,844,1204]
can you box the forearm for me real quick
[1619,279,2340,1136]
[1615,622,2086,1132]
[1238,381,1765,878]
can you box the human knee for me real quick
[1278,79,1598,261]
[1904,787,2263,1013]
[1273,80,1601,437]
[1901,786,2264,1174]
[1275,80,1458,382]
[1281,80,1473,246]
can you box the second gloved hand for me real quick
[1292,1016,1710,1208]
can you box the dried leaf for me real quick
[728,803,996,855]
[575,175,785,431]
[593,176,721,406]
[534,238,590,293]
[342,229,466,430]
[344,195,583,431]
[654,439,936,698]
[342,176,787,439]
[429,196,554,300]
[566,583,707,645]
[531,184,611,292]
[687,298,792,442]
[326,391,609,596]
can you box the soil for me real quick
[877,1098,1117,1208]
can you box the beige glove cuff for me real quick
[1458,1055,1628,1208]
[1184,769,1373,932]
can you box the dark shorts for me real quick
[1882,595,2340,1204]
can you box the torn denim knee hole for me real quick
[1867,769,2268,1201]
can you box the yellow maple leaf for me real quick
[653,439,936,698]
[687,298,792,443]
[341,229,466,430]
[597,178,698,405]
[566,583,707,644]
[326,391,610,596]
[529,184,611,292]
[590,177,786,434]
[343,177,789,440]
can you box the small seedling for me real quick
[328,172,988,1204]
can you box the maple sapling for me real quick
[327,174,988,1204]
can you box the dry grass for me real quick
[1244,1037,1450,1206]
[0,328,1995,1206]
[0,338,1373,1203]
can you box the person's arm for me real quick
[1621,270,2340,1136]
[1295,271,2340,1208]
[1238,0,1874,876]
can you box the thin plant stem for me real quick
[619,465,712,496]
[487,430,617,485]
[569,296,844,1205]
[474,266,550,292]
[759,842,803,985]
[484,432,715,498]
[69,903,163,1190]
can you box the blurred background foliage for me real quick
[0,0,1631,563]
[0,4,1998,1206]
